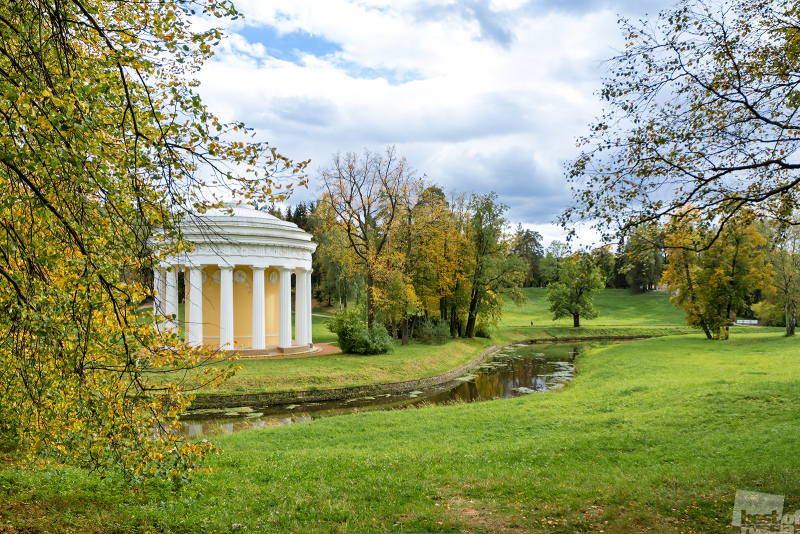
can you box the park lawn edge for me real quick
[197,288,762,396]
[2,331,799,533]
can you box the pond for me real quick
[179,341,586,437]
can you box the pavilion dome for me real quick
[173,203,316,270]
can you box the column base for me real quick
[278,343,313,354]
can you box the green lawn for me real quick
[200,336,493,395]
[3,332,798,533]
[202,288,777,395]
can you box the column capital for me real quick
[252,265,266,272]
[218,264,233,271]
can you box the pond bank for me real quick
[189,334,662,409]
[190,344,500,409]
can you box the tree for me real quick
[546,253,605,327]
[662,216,772,339]
[621,227,665,292]
[463,193,526,338]
[0,0,305,481]
[753,222,800,335]
[511,225,544,287]
[563,0,800,246]
[592,246,617,288]
[317,147,412,327]
[539,241,570,286]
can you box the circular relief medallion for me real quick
[200,271,209,284]
[269,271,278,285]
[211,269,221,284]
[233,270,248,284]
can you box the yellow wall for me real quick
[186,266,282,348]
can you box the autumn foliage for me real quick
[0,1,305,481]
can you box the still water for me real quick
[180,342,584,437]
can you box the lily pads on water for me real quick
[186,408,226,415]
[284,404,300,410]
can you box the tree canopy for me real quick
[546,253,605,328]
[563,0,800,245]
[662,214,771,339]
[0,0,305,481]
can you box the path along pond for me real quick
[180,341,599,437]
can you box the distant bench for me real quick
[735,319,759,325]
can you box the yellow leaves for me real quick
[36,116,52,132]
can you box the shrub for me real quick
[752,300,784,326]
[326,308,394,354]
[416,317,434,343]
[416,317,451,345]
[474,320,493,339]
[354,323,394,354]
[431,320,452,344]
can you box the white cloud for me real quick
[195,0,672,243]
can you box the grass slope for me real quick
[201,336,493,395]
[3,332,798,533]
[214,289,704,395]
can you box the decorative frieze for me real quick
[193,243,312,262]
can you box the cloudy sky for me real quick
[197,0,671,247]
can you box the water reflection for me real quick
[181,342,582,437]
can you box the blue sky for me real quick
[197,0,673,247]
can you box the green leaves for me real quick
[564,0,800,247]
[546,253,605,327]
[0,0,305,483]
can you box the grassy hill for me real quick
[501,287,688,327]
[497,287,693,341]
[5,332,798,533]
[200,288,695,395]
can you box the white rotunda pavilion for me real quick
[152,204,317,353]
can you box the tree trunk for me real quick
[787,298,796,336]
[401,314,409,345]
[366,271,375,327]
[573,313,580,328]
[722,240,740,341]
[464,289,479,338]
[440,297,447,321]
[450,304,458,337]
[683,257,713,339]
[391,317,397,339]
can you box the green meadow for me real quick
[207,288,696,395]
[1,289,796,533]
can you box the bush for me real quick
[326,308,394,354]
[752,300,785,326]
[474,320,493,339]
[416,317,451,345]
[354,323,394,354]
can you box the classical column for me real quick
[188,266,204,347]
[165,266,179,323]
[294,269,305,346]
[219,265,234,349]
[252,267,266,350]
[153,267,165,317]
[278,267,292,350]
[305,269,313,345]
